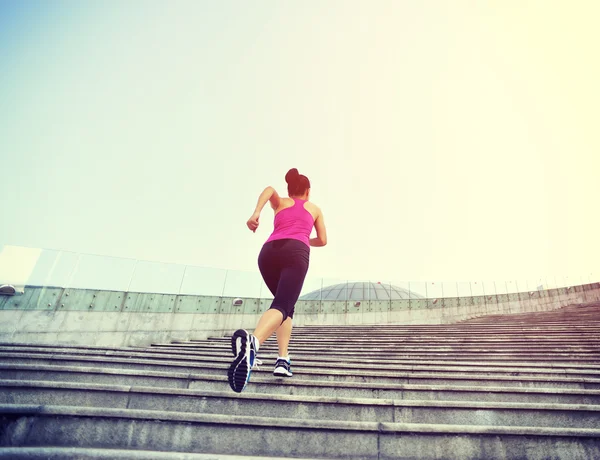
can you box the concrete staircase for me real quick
[1,302,599,459]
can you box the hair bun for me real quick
[285,168,300,184]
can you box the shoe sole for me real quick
[228,329,252,393]
[273,367,292,377]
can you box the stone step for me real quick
[8,339,600,360]
[2,404,599,459]
[2,347,599,373]
[463,319,600,325]
[0,448,327,460]
[461,309,600,321]
[281,323,600,329]
[0,447,327,460]
[3,363,600,404]
[158,345,600,362]
[214,334,600,341]
[257,337,600,344]
[476,318,600,322]
[302,317,600,325]
[7,345,600,370]
[9,343,600,357]
[2,380,599,428]
[208,331,600,338]
[3,364,600,404]
[1,356,599,389]
[247,337,600,344]
[6,343,600,363]
[205,336,600,345]
[139,348,600,370]
[224,331,600,338]
[8,339,600,352]
[2,351,600,380]
[170,341,600,354]
[8,338,600,349]
[284,330,600,336]
[284,326,600,340]
[288,326,600,334]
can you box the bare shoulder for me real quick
[275,197,295,213]
[304,201,322,219]
[305,201,321,212]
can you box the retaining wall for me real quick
[1,283,599,347]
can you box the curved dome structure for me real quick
[300,281,424,301]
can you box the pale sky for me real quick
[1,1,598,294]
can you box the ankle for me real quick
[251,335,260,352]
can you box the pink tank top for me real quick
[265,198,315,247]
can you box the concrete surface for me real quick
[1,405,600,459]
[1,301,600,459]
[1,283,598,348]
[0,447,329,459]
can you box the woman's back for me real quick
[266,197,316,247]
[275,197,319,220]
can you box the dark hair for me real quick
[285,168,311,197]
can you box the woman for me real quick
[228,168,327,393]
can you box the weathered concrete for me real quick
[1,349,599,382]
[0,447,328,460]
[1,303,600,458]
[2,351,599,389]
[2,380,600,428]
[1,405,600,459]
[1,284,598,348]
[3,364,600,404]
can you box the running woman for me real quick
[228,168,327,393]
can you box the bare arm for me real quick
[253,186,280,214]
[309,207,327,247]
[247,186,281,232]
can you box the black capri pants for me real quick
[258,238,310,322]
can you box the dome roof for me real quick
[300,281,424,301]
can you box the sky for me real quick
[0,1,598,295]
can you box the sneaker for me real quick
[228,329,258,393]
[273,357,293,377]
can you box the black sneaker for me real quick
[228,329,258,393]
[273,357,293,377]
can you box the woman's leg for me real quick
[270,260,305,378]
[253,309,284,345]
[254,242,284,345]
[228,243,280,393]
[229,240,307,391]
[253,261,302,346]
[269,242,308,367]
[276,317,293,357]
[273,316,294,377]
[255,240,308,347]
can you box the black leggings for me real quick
[258,239,310,322]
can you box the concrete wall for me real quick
[1,283,599,347]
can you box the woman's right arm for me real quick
[247,186,280,233]
[310,208,327,247]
